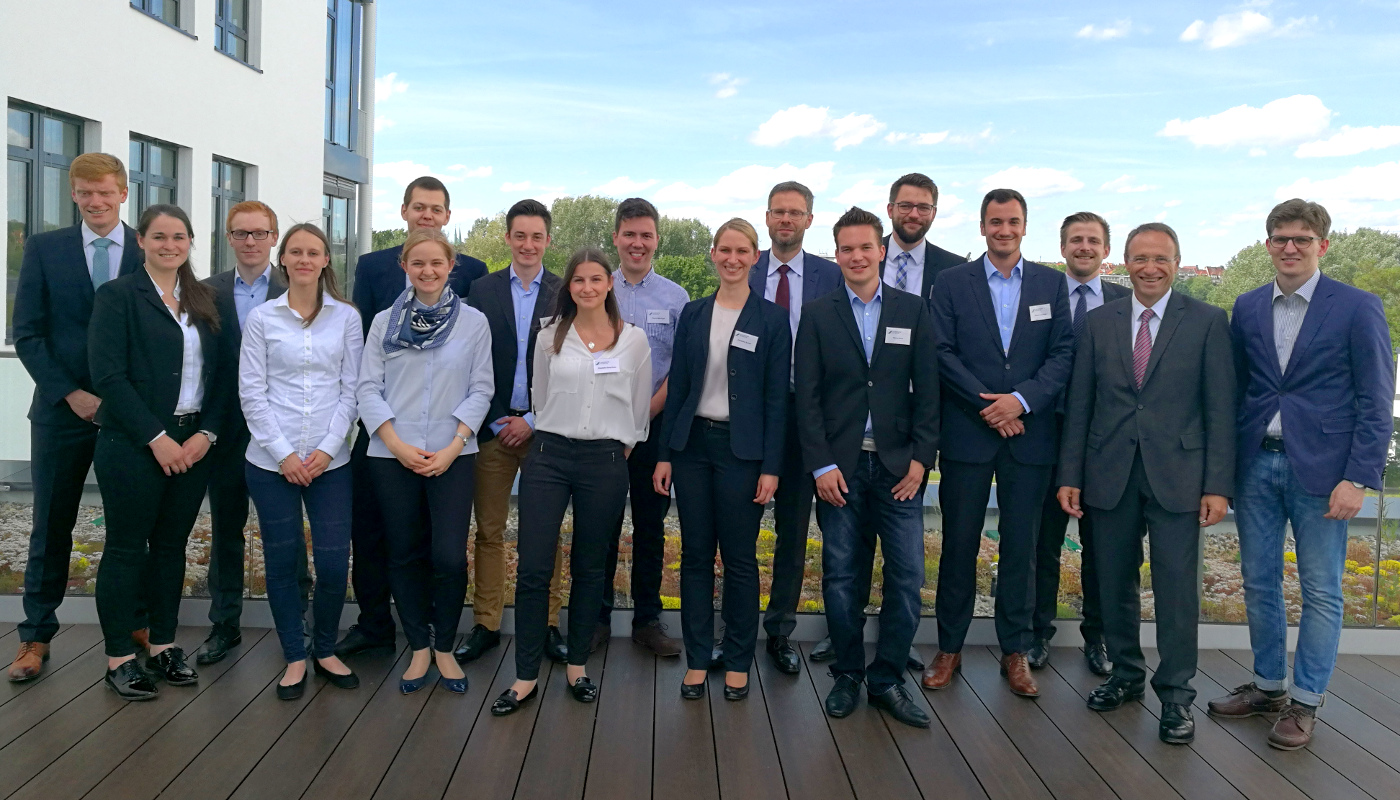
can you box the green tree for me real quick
[1208,241,1274,311]
[549,195,619,263]
[1173,274,1215,301]
[657,217,712,258]
[461,213,511,264]
[1354,265,1400,347]
[1208,228,1400,313]
[655,254,716,300]
[372,228,407,251]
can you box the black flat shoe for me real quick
[868,683,931,728]
[147,646,198,686]
[1160,702,1195,744]
[276,670,309,701]
[492,685,538,716]
[1026,638,1051,669]
[1087,676,1145,712]
[723,683,750,701]
[334,625,396,658]
[825,672,861,718]
[809,636,837,663]
[314,659,360,690]
[454,624,501,664]
[569,676,599,703]
[197,627,241,665]
[1084,641,1113,677]
[545,626,569,664]
[106,660,159,701]
[766,636,800,674]
[680,680,707,700]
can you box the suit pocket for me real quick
[1321,416,1355,434]
[1180,431,1205,450]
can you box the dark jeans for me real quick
[602,414,669,628]
[1035,464,1105,644]
[517,433,629,681]
[20,421,98,643]
[674,419,764,672]
[93,425,211,658]
[763,394,815,638]
[936,448,1050,656]
[817,452,925,691]
[1091,453,1200,706]
[369,455,475,653]
[349,424,396,641]
[245,462,352,662]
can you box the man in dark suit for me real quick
[455,199,568,665]
[795,206,939,728]
[9,153,142,681]
[924,189,1075,699]
[878,173,965,307]
[1027,212,1130,676]
[336,176,488,657]
[1208,200,1393,751]
[1059,222,1235,745]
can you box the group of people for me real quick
[8,154,1392,754]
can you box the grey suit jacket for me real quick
[1058,291,1236,514]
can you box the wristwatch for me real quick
[456,432,471,448]
[199,429,218,445]
[1350,481,1368,491]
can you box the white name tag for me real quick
[646,309,671,324]
[593,357,621,374]
[731,331,759,352]
[1029,304,1052,322]
[538,316,552,329]
[884,327,911,345]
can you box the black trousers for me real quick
[20,421,98,643]
[94,424,211,658]
[1034,465,1105,644]
[348,423,396,641]
[517,433,629,680]
[674,419,765,672]
[369,455,475,653]
[763,394,815,637]
[1091,453,1200,706]
[936,447,1051,656]
[601,414,669,628]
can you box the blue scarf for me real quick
[382,285,460,354]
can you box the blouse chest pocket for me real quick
[549,357,586,394]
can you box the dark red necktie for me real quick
[775,264,791,310]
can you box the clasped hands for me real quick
[279,450,334,486]
[149,431,211,476]
[979,393,1025,438]
[380,421,468,479]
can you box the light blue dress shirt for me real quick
[614,268,690,396]
[1067,273,1105,321]
[233,266,271,332]
[984,255,1031,413]
[813,284,882,479]
[489,265,542,435]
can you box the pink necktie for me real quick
[1133,308,1154,388]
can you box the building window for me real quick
[214,0,250,63]
[128,136,179,226]
[323,175,357,288]
[7,103,83,343]
[211,159,247,274]
[132,0,180,27]
[325,0,362,150]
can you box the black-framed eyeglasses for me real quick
[229,229,273,240]
[893,202,936,215]
[1268,235,1320,249]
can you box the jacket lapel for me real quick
[1283,276,1336,378]
[119,224,142,276]
[1254,288,1282,383]
[136,274,177,320]
[832,290,865,359]
[968,256,1004,348]
[1116,304,1136,389]
[1004,263,1035,357]
[1141,293,1187,388]
[750,253,768,296]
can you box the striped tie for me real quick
[893,251,910,292]
[1133,308,1154,388]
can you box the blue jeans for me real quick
[246,461,353,663]
[817,452,925,691]
[1237,449,1349,706]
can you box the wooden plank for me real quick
[756,644,854,800]
[0,621,16,638]
[0,628,117,750]
[708,661,784,800]
[913,645,1054,800]
[1306,655,1400,736]
[1336,654,1400,705]
[372,638,511,800]
[1363,655,1400,679]
[652,647,719,800]
[0,623,100,710]
[583,639,655,800]
[513,657,603,800]
[1199,648,1400,800]
[1020,648,1179,800]
[806,649,921,800]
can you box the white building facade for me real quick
[0,0,375,462]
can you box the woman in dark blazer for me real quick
[653,218,790,700]
[89,204,232,701]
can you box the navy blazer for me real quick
[658,291,790,473]
[931,255,1075,466]
[467,266,563,442]
[878,236,965,308]
[351,245,487,336]
[1231,274,1395,494]
[13,223,142,427]
[202,267,288,435]
[748,249,843,312]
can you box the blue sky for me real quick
[370,1,1400,266]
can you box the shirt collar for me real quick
[272,291,342,312]
[1068,273,1102,296]
[620,267,654,288]
[983,254,1023,280]
[235,265,272,289]
[1131,288,1173,320]
[148,271,182,301]
[81,220,122,247]
[509,263,542,289]
[1273,268,1321,303]
[845,281,883,307]
[769,249,805,278]
[890,239,925,268]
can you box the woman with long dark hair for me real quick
[241,222,363,699]
[492,247,652,716]
[90,204,231,700]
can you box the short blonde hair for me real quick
[712,217,759,250]
[226,200,279,233]
[399,228,456,264]
[69,153,127,192]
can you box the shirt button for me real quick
[1137,404,1145,410]
[867,381,873,387]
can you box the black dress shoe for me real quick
[809,636,837,663]
[766,636,800,674]
[314,659,360,690]
[197,627,241,665]
[1087,676,1145,711]
[724,682,750,701]
[147,646,198,686]
[106,660,159,700]
[1084,641,1112,677]
[825,673,861,718]
[545,626,569,664]
[276,670,309,701]
[334,625,396,658]
[681,680,707,700]
[454,624,501,664]
[868,683,931,728]
[1027,638,1051,669]
[569,676,598,703]
[1160,702,1196,744]
[906,647,925,672]
[491,685,538,716]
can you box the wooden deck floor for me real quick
[2,621,1399,800]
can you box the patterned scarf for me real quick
[382,285,461,354]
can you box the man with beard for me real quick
[879,173,965,307]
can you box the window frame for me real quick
[210,157,248,275]
[128,135,182,227]
[129,0,195,38]
[214,0,251,64]
[322,174,358,289]
[324,0,362,151]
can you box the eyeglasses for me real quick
[1268,235,1321,249]
[1129,255,1177,266]
[893,202,936,215]
[229,229,273,240]
[767,209,810,219]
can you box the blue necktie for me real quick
[91,238,113,290]
[893,251,911,292]
[1073,284,1089,340]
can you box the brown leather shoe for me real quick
[1000,653,1040,697]
[1207,682,1288,718]
[8,642,49,682]
[131,628,151,650]
[632,620,682,657]
[921,651,960,690]
[1268,703,1316,750]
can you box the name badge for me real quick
[538,316,553,329]
[731,331,759,352]
[1029,304,1052,322]
[884,327,911,345]
[593,357,621,374]
[646,309,671,324]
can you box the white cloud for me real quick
[947,125,995,146]
[1249,147,1268,157]
[655,162,836,206]
[884,131,950,145]
[833,179,887,208]
[446,164,492,178]
[501,180,531,192]
[1275,161,1400,204]
[750,105,886,150]
[980,167,1084,198]
[1100,174,1157,193]
[1159,95,1332,148]
[1077,19,1132,40]
[1155,210,1170,222]
[708,73,746,99]
[930,193,971,230]
[1165,199,1183,207]
[374,72,409,101]
[374,115,394,132]
[591,176,659,196]
[1180,10,1314,49]
[375,160,460,186]
[1295,125,1400,158]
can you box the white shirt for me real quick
[882,239,926,295]
[81,221,125,277]
[764,249,805,340]
[150,274,204,415]
[239,294,364,472]
[532,322,653,448]
[1130,289,1173,346]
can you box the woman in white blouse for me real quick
[240,222,363,700]
[492,247,652,716]
[358,228,494,695]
